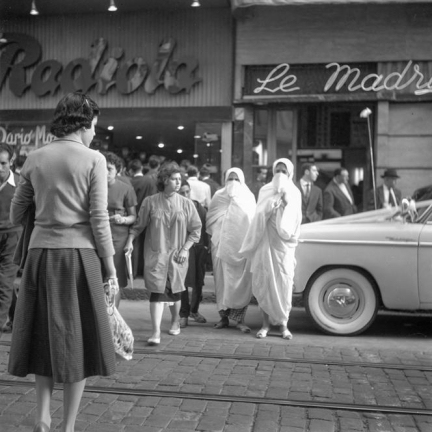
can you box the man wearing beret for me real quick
[367,168,402,210]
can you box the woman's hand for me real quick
[110,214,125,225]
[124,239,134,255]
[175,247,188,264]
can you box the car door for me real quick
[417,218,432,307]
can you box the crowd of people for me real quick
[0,91,403,432]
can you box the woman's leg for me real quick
[280,321,293,340]
[149,301,164,339]
[35,375,54,428]
[114,289,122,309]
[256,309,270,338]
[62,378,86,432]
[169,301,181,332]
[179,289,190,327]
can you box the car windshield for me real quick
[385,199,432,224]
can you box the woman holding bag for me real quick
[8,92,117,432]
[124,161,201,346]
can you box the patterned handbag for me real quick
[104,279,134,360]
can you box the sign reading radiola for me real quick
[0,33,202,97]
[245,62,432,97]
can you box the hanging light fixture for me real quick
[30,0,39,15]
[191,0,200,7]
[108,0,117,12]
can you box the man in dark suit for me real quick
[367,168,402,210]
[323,167,357,219]
[296,163,323,224]
[199,165,221,198]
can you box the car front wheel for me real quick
[305,268,378,336]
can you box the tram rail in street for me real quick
[2,341,431,372]
[0,378,431,417]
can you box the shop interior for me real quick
[252,102,374,210]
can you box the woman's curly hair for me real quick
[50,92,100,138]
[156,161,180,192]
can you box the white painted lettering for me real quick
[254,63,300,94]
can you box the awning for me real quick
[232,0,432,8]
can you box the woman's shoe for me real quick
[280,329,293,340]
[190,312,207,323]
[147,337,160,346]
[236,323,251,333]
[256,328,269,339]
[213,317,229,329]
[33,422,50,432]
[168,324,181,335]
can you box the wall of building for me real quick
[233,3,432,194]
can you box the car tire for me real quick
[305,268,378,336]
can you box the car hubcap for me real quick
[323,283,361,320]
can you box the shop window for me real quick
[330,112,350,147]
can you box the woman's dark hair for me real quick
[101,151,122,173]
[156,161,180,191]
[50,92,100,138]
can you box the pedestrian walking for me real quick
[8,92,118,432]
[178,179,208,327]
[0,144,21,337]
[206,168,256,333]
[125,162,201,346]
[240,158,302,340]
[102,151,137,307]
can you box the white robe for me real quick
[206,171,256,311]
[240,162,302,325]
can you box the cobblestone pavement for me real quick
[1,335,432,431]
[1,298,431,431]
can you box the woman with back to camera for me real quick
[8,92,117,432]
[124,161,202,345]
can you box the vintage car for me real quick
[294,199,432,336]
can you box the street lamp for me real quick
[30,0,39,15]
[360,107,377,210]
[108,0,117,12]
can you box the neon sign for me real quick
[246,61,432,97]
[0,33,202,98]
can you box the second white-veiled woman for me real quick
[206,168,256,332]
[240,158,302,340]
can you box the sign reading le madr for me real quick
[244,62,432,97]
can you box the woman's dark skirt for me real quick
[149,278,181,302]
[8,248,116,383]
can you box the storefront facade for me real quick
[0,5,233,183]
[232,2,432,207]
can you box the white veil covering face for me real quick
[206,167,256,266]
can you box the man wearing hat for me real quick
[367,168,402,210]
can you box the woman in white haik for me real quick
[206,168,256,332]
[240,158,302,340]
